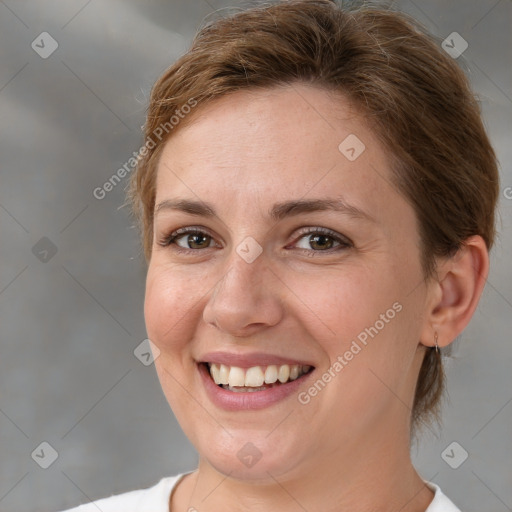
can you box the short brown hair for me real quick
[127,0,500,435]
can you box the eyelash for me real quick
[156,226,353,256]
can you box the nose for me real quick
[202,252,284,337]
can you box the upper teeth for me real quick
[208,363,311,387]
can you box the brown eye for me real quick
[178,232,212,249]
[158,228,216,252]
[293,228,352,253]
[308,233,335,250]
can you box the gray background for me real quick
[0,1,511,511]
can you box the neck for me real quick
[171,411,434,512]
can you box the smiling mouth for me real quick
[202,362,314,392]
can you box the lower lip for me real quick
[198,363,314,411]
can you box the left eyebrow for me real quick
[154,197,376,223]
[269,198,375,223]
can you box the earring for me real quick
[434,331,440,354]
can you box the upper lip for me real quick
[198,351,315,368]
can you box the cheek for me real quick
[294,263,389,351]
[298,257,419,391]
[144,264,203,352]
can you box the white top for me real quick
[58,472,461,512]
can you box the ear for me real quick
[420,235,489,349]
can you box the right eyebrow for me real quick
[154,199,215,217]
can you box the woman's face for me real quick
[145,84,431,480]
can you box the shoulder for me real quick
[424,480,462,512]
[57,473,188,512]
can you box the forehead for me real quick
[155,84,398,220]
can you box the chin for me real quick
[195,428,309,482]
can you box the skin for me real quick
[144,83,489,512]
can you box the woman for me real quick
[60,0,499,510]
